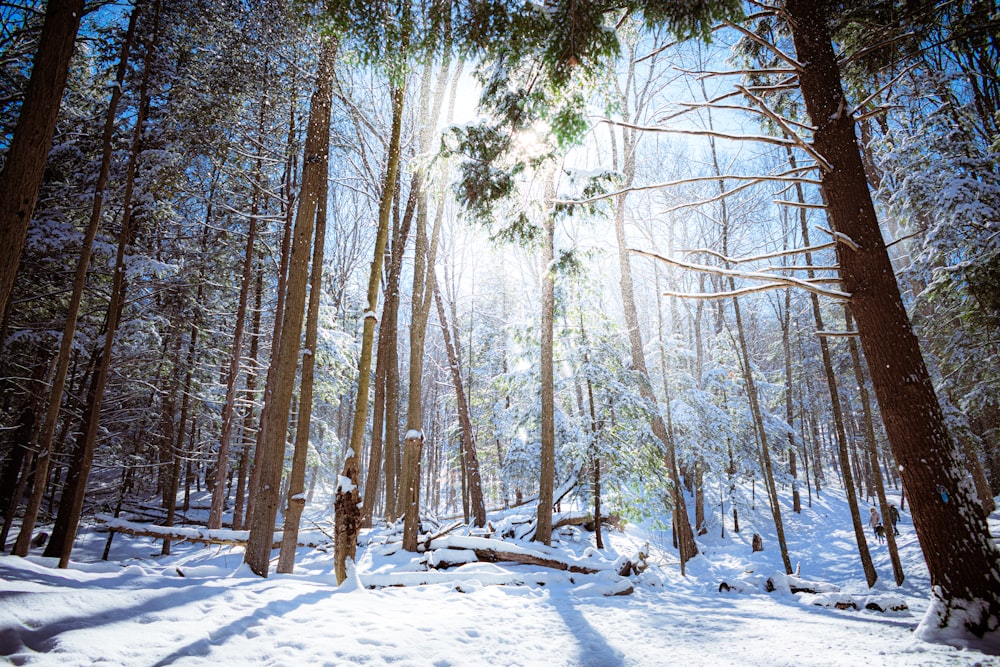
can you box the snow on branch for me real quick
[630,248,851,302]
[723,20,804,72]
[816,225,861,251]
[815,330,861,338]
[773,199,826,209]
[850,65,916,118]
[551,165,819,208]
[735,84,834,172]
[674,66,800,80]
[683,241,836,265]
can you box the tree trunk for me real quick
[434,282,486,527]
[244,35,335,577]
[209,67,271,529]
[791,149,878,584]
[844,307,904,585]
[0,0,84,316]
[610,134,697,571]
[12,6,138,557]
[277,137,328,573]
[787,0,1000,638]
[244,61,300,534]
[732,297,793,575]
[399,57,451,551]
[534,178,557,547]
[334,72,407,584]
[232,267,263,531]
[39,17,157,567]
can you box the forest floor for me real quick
[1,480,999,666]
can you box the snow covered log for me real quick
[94,515,325,549]
[552,511,622,532]
[428,535,631,575]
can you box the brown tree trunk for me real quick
[844,307,904,585]
[783,144,877,585]
[0,0,84,315]
[12,5,138,557]
[732,297,793,575]
[232,267,263,531]
[610,136,697,571]
[434,282,486,527]
[40,17,157,567]
[244,62,300,534]
[334,72,407,584]
[534,178,557,546]
[399,57,451,550]
[244,36,335,577]
[209,69,271,529]
[277,138,328,573]
[787,0,1000,636]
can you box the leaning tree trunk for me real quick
[786,148,877,587]
[12,6,138,556]
[434,282,486,527]
[39,19,157,567]
[844,307,904,585]
[208,69,271,529]
[0,0,84,316]
[334,74,406,585]
[611,131,697,571]
[244,36,335,577]
[277,145,328,574]
[732,297,793,575]
[398,57,450,551]
[787,0,1000,639]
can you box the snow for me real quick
[404,429,424,441]
[336,475,355,493]
[2,486,1000,666]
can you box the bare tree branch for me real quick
[723,19,804,71]
[631,248,851,301]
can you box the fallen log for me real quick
[552,512,622,532]
[471,548,601,574]
[94,515,326,549]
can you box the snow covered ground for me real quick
[2,484,999,666]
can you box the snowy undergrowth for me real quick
[2,480,998,666]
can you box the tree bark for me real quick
[277,133,329,573]
[244,35,335,577]
[0,0,85,316]
[533,176,557,547]
[12,5,138,557]
[40,15,157,567]
[334,72,407,584]
[787,0,1000,637]
[434,281,486,527]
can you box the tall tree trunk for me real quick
[232,266,263,531]
[732,297,793,575]
[161,321,197,556]
[610,135,697,572]
[244,61,300,533]
[277,136,329,573]
[399,57,451,551]
[787,0,1000,638]
[0,0,84,315]
[12,6,138,556]
[434,282,486,527]
[209,68,271,529]
[39,16,157,567]
[787,147,877,587]
[334,71,407,584]
[844,307,904,584]
[244,36,335,577]
[535,177,557,547]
